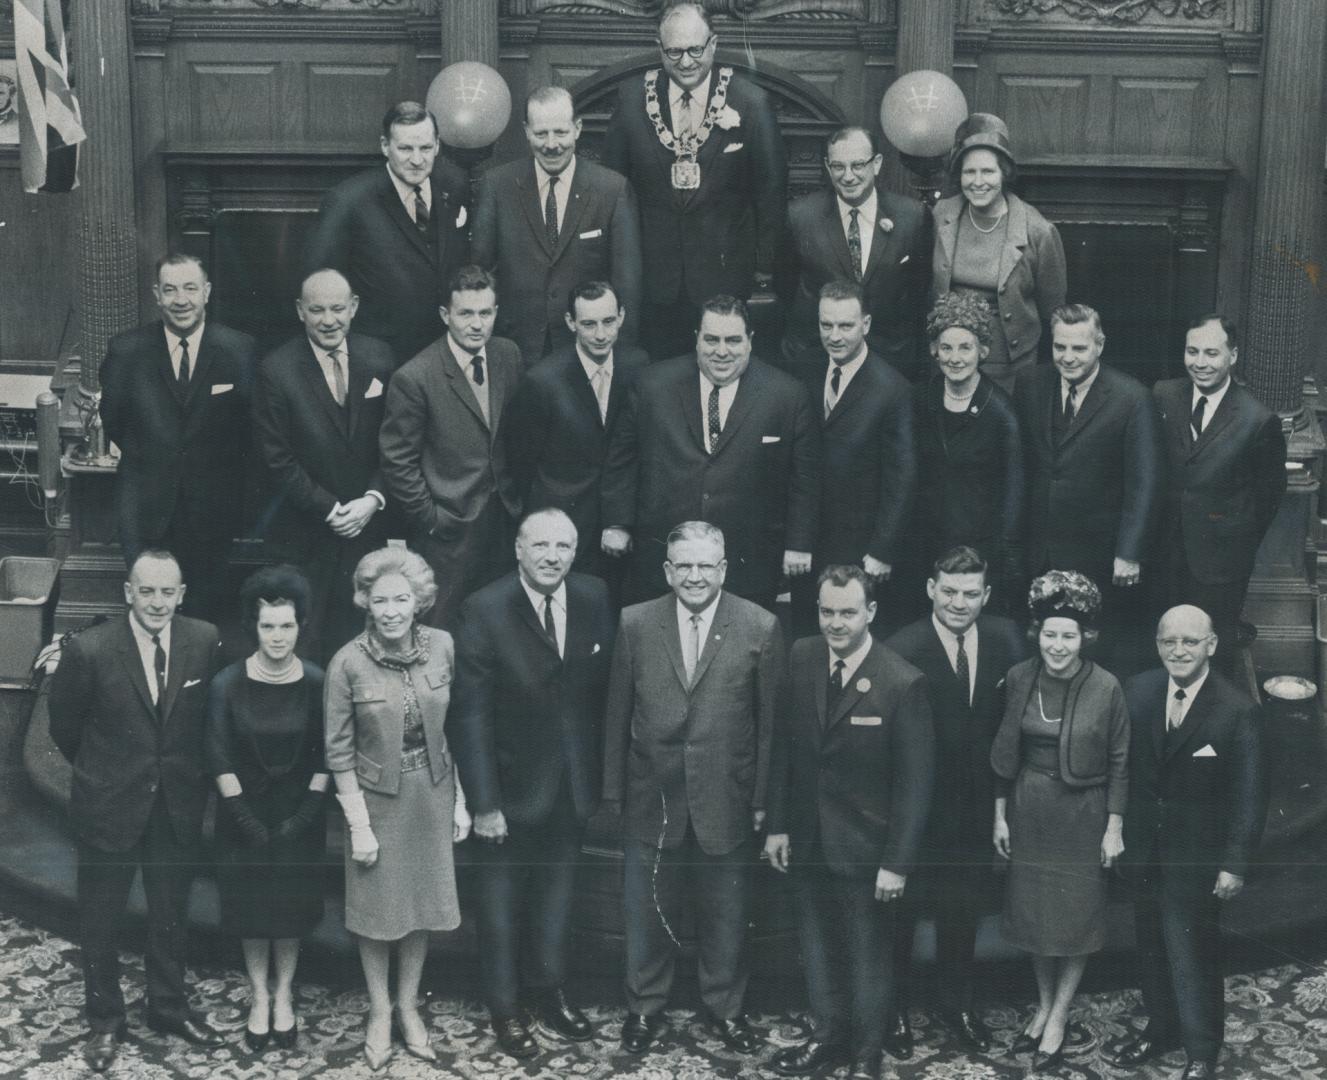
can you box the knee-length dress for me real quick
[205,661,327,939]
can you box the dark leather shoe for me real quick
[1181,1060,1215,1079]
[242,1025,271,1053]
[882,1012,913,1059]
[1032,1042,1065,1074]
[1107,1032,1180,1066]
[944,1009,991,1052]
[1012,1032,1038,1056]
[704,1012,762,1054]
[532,987,593,1042]
[271,1020,298,1050]
[146,1013,225,1047]
[620,1011,663,1054]
[83,1029,124,1073]
[848,1050,883,1079]
[492,1015,539,1060]
[770,1038,849,1076]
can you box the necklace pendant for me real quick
[672,160,701,190]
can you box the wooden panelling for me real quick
[0,160,78,366]
[1112,76,1216,157]
[996,76,1091,157]
[187,62,283,145]
[305,65,399,143]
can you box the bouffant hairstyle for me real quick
[240,564,312,627]
[1027,569,1101,644]
[352,547,437,616]
[926,291,994,350]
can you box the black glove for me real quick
[222,793,269,847]
[274,788,327,840]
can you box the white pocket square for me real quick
[899,255,910,264]
[723,142,744,153]
[1193,744,1217,757]
[850,715,882,726]
[579,228,603,240]
[183,678,201,688]
[455,205,467,228]
[365,377,384,399]
[210,383,233,395]
[591,642,601,655]
[761,435,781,444]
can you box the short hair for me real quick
[567,280,621,318]
[299,267,353,298]
[666,520,725,555]
[1050,302,1104,345]
[352,546,438,616]
[128,548,182,582]
[932,545,988,579]
[926,291,994,349]
[698,294,752,335]
[381,100,439,142]
[517,506,578,544]
[659,1,714,36]
[526,85,575,122]
[819,280,865,310]
[446,265,498,306]
[154,252,207,281]
[816,563,876,605]
[955,143,1017,186]
[1187,312,1238,351]
[825,125,879,159]
[240,564,312,627]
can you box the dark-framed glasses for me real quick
[826,158,878,177]
[666,561,722,577]
[661,37,714,62]
[1156,635,1213,651]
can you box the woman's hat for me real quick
[1028,569,1101,628]
[949,112,1015,176]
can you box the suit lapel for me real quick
[1163,674,1217,762]
[552,167,592,262]
[825,357,871,425]
[345,339,371,440]
[827,643,873,731]
[820,192,857,280]
[442,346,490,430]
[657,599,690,691]
[513,581,559,658]
[117,618,158,721]
[710,368,758,456]
[299,340,350,438]
[379,171,434,263]
[183,325,219,409]
[677,366,706,453]
[1189,386,1237,460]
[1150,679,1168,762]
[156,328,188,410]
[565,353,606,430]
[1059,372,1110,447]
[688,593,731,691]
[861,200,894,283]
[518,161,556,260]
[161,625,193,724]
[996,196,1030,293]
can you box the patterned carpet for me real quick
[4,914,1327,1079]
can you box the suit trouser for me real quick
[125,513,231,626]
[468,800,584,1017]
[893,855,988,1016]
[790,864,896,1056]
[300,527,382,665]
[1133,861,1225,1064]
[640,298,700,364]
[413,498,513,632]
[1156,550,1248,675]
[76,797,198,1033]
[622,833,751,1018]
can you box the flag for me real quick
[13,0,85,194]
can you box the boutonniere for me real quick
[716,104,741,130]
[878,217,894,234]
[856,677,871,693]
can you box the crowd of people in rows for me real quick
[47,4,1289,1077]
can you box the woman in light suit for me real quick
[325,546,471,1070]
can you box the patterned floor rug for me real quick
[4,914,1327,1079]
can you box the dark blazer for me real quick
[253,331,398,547]
[913,373,1024,581]
[1121,667,1266,881]
[99,321,257,555]
[766,636,935,880]
[885,613,1030,854]
[991,657,1130,813]
[303,162,471,362]
[504,343,648,555]
[49,614,222,853]
[1153,378,1286,585]
[602,66,786,306]
[601,354,820,601]
[603,591,783,855]
[804,349,915,569]
[782,187,932,380]
[1015,363,1164,580]
[378,335,524,541]
[472,157,643,365]
[451,572,616,826]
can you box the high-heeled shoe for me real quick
[394,1005,437,1063]
[1032,1030,1066,1073]
[363,1013,394,1073]
[243,1000,272,1054]
[271,1019,298,1050]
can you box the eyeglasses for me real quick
[660,37,714,62]
[826,159,878,176]
[1156,635,1214,651]
[666,561,722,577]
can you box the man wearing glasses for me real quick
[1113,606,1267,1080]
[603,1,787,360]
[781,126,931,381]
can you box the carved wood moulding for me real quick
[990,0,1222,22]
[130,0,433,12]
[506,0,879,19]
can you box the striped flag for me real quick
[13,0,85,194]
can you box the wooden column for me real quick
[888,0,956,201]
[439,0,500,68]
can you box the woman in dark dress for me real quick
[990,571,1129,1071]
[206,565,328,1053]
[912,291,1024,610]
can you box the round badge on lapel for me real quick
[856,677,871,693]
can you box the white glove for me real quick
[337,790,379,866]
[453,772,472,843]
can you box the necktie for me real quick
[954,632,970,704]
[545,174,560,249]
[591,366,610,423]
[707,383,721,452]
[826,364,842,419]
[471,354,485,387]
[412,184,429,234]
[543,594,558,654]
[1191,394,1208,439]
[684,613,702,683]
[152,633,167,712]
[678,90,694,143]
[1063,383,1078,424]
[847,208,863,281]
[828,658,846,706]
[177,336,191,391]
[329,347,347,407]
[1168,687,1187,731]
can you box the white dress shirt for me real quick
[163,322,204,381]
[837,189,877,276]
[931,614,978,705]
[1061,364,1101,414]
[577,344,613,422]
[824,344,869,416]
[676,593,721,665]
[535,156,576,235]
[310,339,348,403]
[521,577,567,658]
[1190,377,1231,435]
[128,616,171,706]
[669,74,711,141]
[829,633,874,687]
[700,374,740,452]
[386,163,430,224]
[1166,668,1210,730]
[447,333,490,422]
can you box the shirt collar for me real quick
[163,321,205,353]
[519,575,566,617]
[1168,667,1210,707]
[700,371,740,399]
[669,73,712,110]
[829,344,869,377]
[576,343,613,381]
[128,613,171,652]
[535,155,576,195]
[1191,376,1231,415]
[447,333,485,371]
[930,613,976,651]
[677,593,721,630]
[308,335,345,362]
[837,189,877,229]
[829,634,874,683]
[1063,363,1101,402]
[386,162,428,210]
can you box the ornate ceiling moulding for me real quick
[991,0,1223,22]
[131,0,426,12]
[514,0,868,19]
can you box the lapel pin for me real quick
[856,677,871,692]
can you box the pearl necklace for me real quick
[1036,687,1062,725]
[967,201,1007,234]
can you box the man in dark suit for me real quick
[451,508,616,1060]
[304,100,470,364]
[379,265,524,629]
[883,546,1030,1057]
[472,86,643,366]
[603,520,784,1056]
[797,280,915,636]
[1153,315,1286,671]
[600,294,819,608]
[781,127,931,381]
[505,280,647,591]
[49,550,226,1072]
[99,253,256,623]
[764,564,934,1080]
[1112,605,1267,1080]
[602,1,787,360]
[1015,303,1164,669]
[253,268,397,662]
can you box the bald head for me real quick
[297,268,358,351]
[1156,604,1216,686]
